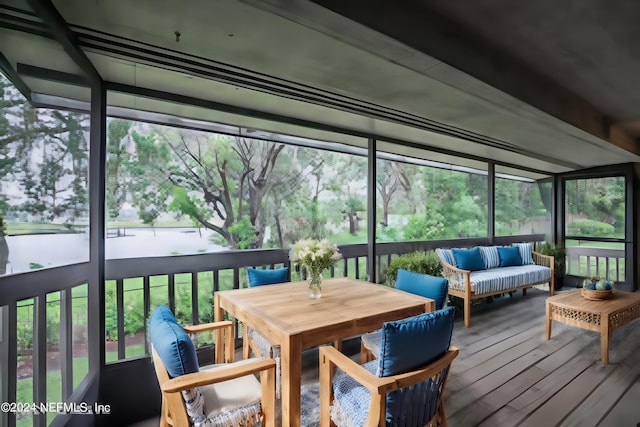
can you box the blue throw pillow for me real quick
[396,269,449,310]
[149,305,199,378]
[452,247,485,271]
[247,267,289,287]
[498,246,523,267]
[377,306,455,377]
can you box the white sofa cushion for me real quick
[469,265,551,294]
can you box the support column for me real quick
[367,138,377,283]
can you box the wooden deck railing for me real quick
[566,246,625,282]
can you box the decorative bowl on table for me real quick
[581,278,613,300]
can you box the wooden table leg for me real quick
[281,334,303,427]
[545,300,552,340]
[213,294,224,364]
[601,315,610,365]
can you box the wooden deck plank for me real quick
[518,362,613,427]
[561,322,640,426]
[451,322,546,374]
[449,324,546,393]
[470,331,596,426]
[448,348,547,418]
[598,374,640,427]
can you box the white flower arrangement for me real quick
[290,238,342,273]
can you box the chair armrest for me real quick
[440,260,471,293]
[161,357,276,393]
[183,320,234,364]
[532,251,554,268]
[390,348,459,388]
[183,320,233,334]
[319,346,393,394]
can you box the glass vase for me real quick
[307,269,322,299]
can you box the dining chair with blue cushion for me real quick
[320,307,458,427]
[244,267,289,396]
[149,305,276,427]
[360,269,449,362]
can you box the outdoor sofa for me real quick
[436,243,554,327]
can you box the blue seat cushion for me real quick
[452,247,485,271]
[396,269,449,310]
[149,305,199,378]
[377,306,455,377]
[332,360,378,427]
[247,267,289,287]
[498,246,523,267]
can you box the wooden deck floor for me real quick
[445,287,640,427]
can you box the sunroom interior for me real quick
[2,0,640,426]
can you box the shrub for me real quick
[536,242,566,290]
[384,251,442,286]
[568,219,614,237]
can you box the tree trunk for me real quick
[274,213,284,249]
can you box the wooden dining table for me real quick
[214,277,435,427]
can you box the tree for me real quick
[106,119,132,221]
[376,160,410,226]
[133,128,301,249]
[128,131,172,234]
[234,138,286,245]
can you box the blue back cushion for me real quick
[396,269,449,310]
[377,306,455,377]
[378,307,455,424]
[452,247,485,271]
[247,267,289,287]
[149,305,199,378]
[498,246,523,267]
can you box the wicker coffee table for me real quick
[546,289,640,364]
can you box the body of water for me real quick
[4,228,226,274]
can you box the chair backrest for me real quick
[378,306,456,425]
[247,267,289,287]
[396,269,449,310]
[149,305,201,426]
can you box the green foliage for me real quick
[536,242,567,283]
[228,215,258,249]
[384,251,442,286]
[568,219,615,237]
[403,209,446,241]
[29,262,44,269]
[376,224,399,242]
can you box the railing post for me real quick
[33,295,46,427]
[116,279,125,360]
[61,289,73,399]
